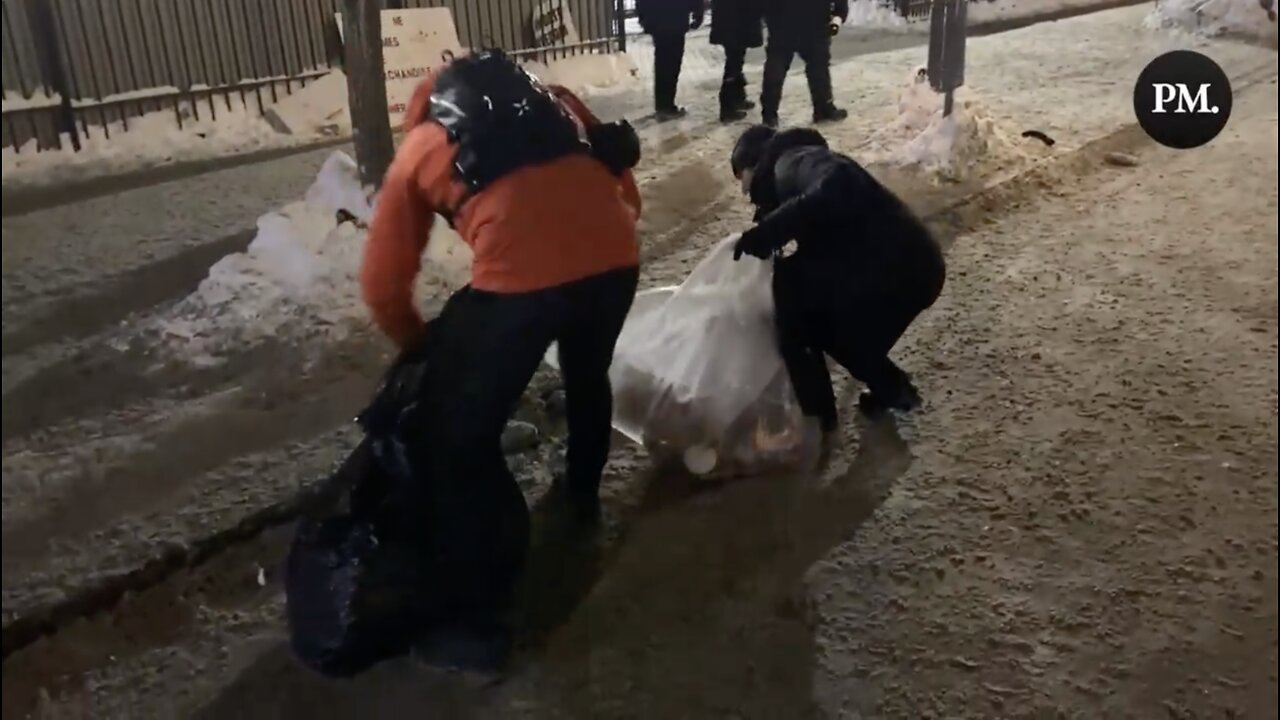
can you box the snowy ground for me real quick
[4,40,1275,720]
[0,4,1277,716]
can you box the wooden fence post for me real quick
[341,0,395,187]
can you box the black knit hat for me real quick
[731,124,778,178]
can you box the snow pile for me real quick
[842,0,912,29]
[2,96,299,191]
[148,152,373,362]
[2,90,62,112]
[142,150,470,363]
[859,66,1042,181]
[625,35,724,86]
[967,0,1134,24]
[1145,0,1278,41]
[524,52,640,96]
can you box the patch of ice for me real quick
[2,95,302,191]
[858,66,1042,181]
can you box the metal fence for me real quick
[896,0,998,20]
[1,0,626,153]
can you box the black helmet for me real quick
[730,124,777,178]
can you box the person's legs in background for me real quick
[652,32,688,120]
[759,43,794,127]
[719,44,753,122]
[798,39,846,123]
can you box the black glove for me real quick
[733,223,786,261]
[690,11,704,30]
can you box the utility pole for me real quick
[340,0,396,187]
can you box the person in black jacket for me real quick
[730,125,946,430]
[710,0,764,122]
[636,0,707,121]
[760,0,849,126]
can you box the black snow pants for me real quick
[720,44,749,112]
[760,39,834,119]
[652,32,688,111]
[772,250,943,431]
[417,266,639,620]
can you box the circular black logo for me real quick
[1133,50,1232,150]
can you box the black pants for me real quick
[419,266,639,618]
[652,32,687,111]
[760,40,833,118]
[773,258,940,431]
[720,44,748,111]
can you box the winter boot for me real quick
[656,105,689,123]
[813,104,848,124]
[857,382,922,418]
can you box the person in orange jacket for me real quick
[360,49,642,672]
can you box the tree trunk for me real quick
[341,0,395,188]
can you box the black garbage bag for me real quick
[284,322,445,678]
[285,505,428,677]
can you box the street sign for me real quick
[336,7,463,126]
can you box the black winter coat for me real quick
[636,0,706,37]
[710,0,764,49]
[748,129,945,311]
[761,0,848,49]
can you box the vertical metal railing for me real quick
[1,0,626,153]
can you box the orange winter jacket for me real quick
[360,71,643,349]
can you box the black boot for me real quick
[719,71,752,122]
[813,104,848,124]
[857,382,922,418]
[657,106,689,122]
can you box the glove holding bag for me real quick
[733,221,789,261]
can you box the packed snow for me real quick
[135,150,471,365]
[858,65,1044,180]
[2,90,62,112]
[525,52,641,96]
[1145,0,1278,41]
[842,0,912,29]
[2,95,303,191]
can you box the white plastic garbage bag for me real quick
[547,234,821,478]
